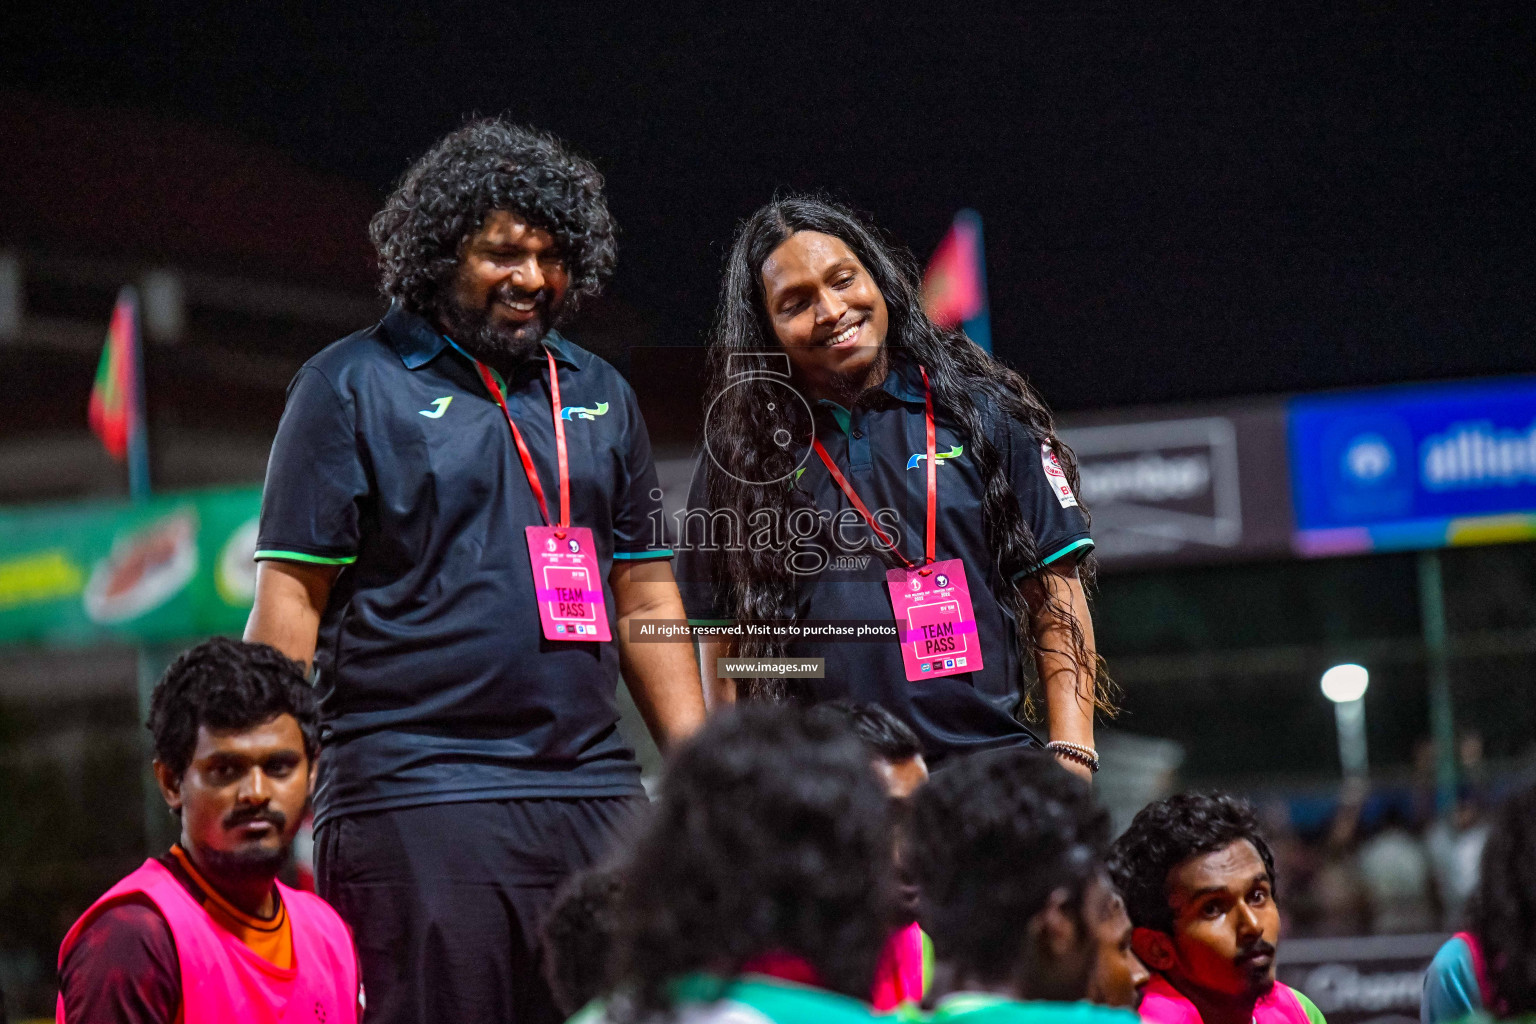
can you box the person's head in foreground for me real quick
[906,748,1148,1011]
[606,705,893,1023]
[542,865,627,1017]
[1466,783,1536,1017]
[814,699,929,798]
[1110,793,1318,1024]
[151,636,320,905]
[370,117,616,370]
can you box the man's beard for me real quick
[438,284,560,368]
[200,841,292,881]
[202,807,293,881]
[823,344,890,406]
[1236,938,1279,999]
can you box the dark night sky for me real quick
[5,3,1534,411]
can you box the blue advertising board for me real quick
[1288,377,1536,556]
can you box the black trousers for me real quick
[316,796,648,1024]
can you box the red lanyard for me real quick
[473,347,571,532]
[810,365,937,572]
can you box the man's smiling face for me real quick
[759,230,889,401]
[442,209,571,365]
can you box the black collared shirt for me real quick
[257,302,668,824]
[676,358,1093,765]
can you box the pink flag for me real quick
[922,211,986,328]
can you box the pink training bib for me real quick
[871,921,928,1011]
[58,859,358,1024]
[1139,975,1311,1024]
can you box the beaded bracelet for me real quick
[1046,740,1101,774]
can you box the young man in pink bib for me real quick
[1109,794,1325,1024]
[57,638,360,1024]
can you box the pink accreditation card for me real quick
[525,525,610,642]
[885,558,982,682]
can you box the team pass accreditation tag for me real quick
[885,558,982,682]
[526,525,610,642]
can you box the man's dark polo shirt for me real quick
[257,302,669,826]
[677,357,1093,766]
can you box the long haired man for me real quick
[679,195,1108,781]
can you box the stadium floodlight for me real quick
[1322,663,1370,779]
[1320,663,1370,704]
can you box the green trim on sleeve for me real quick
[1292,988,1328,1024]
[921,928,935,997]
[253,550,359,566]
[612,549,674,560]
[1013,537,1095,579]
[687,618,736,627]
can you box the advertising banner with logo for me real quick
[0,488,261,646]
[1277,933,1445,1024]
[1288,377,1536,557]
[1059,405,1296,570]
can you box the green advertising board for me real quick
[0,488,262,646]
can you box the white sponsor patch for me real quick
[1041,442,1080,508]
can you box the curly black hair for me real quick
[541,865,626,1017]
[612,705,893,1021]
[148,637,319,779]
[906,749,1107,988]
[812,699,923,763]
[370,118,617,319]
[1467,783,1536,1016]
[1108,792,1276,936]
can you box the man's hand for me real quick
[245,560,338,669]
[610,559,706,750]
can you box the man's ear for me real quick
[306,754,319,800]
[1132,926,1176,972]
[153,760,183,813]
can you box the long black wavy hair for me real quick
[907,749,1108,990]
[1108,792,1277,935]
[702,195,1109,716]
[369,117,617,321]
[611,705,894,1021]
[1467,784,1536,1016]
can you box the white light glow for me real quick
[1321,663,1370,704]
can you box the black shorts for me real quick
[316,795,648,1024]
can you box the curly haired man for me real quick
[246,119,705,1024]
[1109,793,1326,1024]
[57,638,361,1024]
